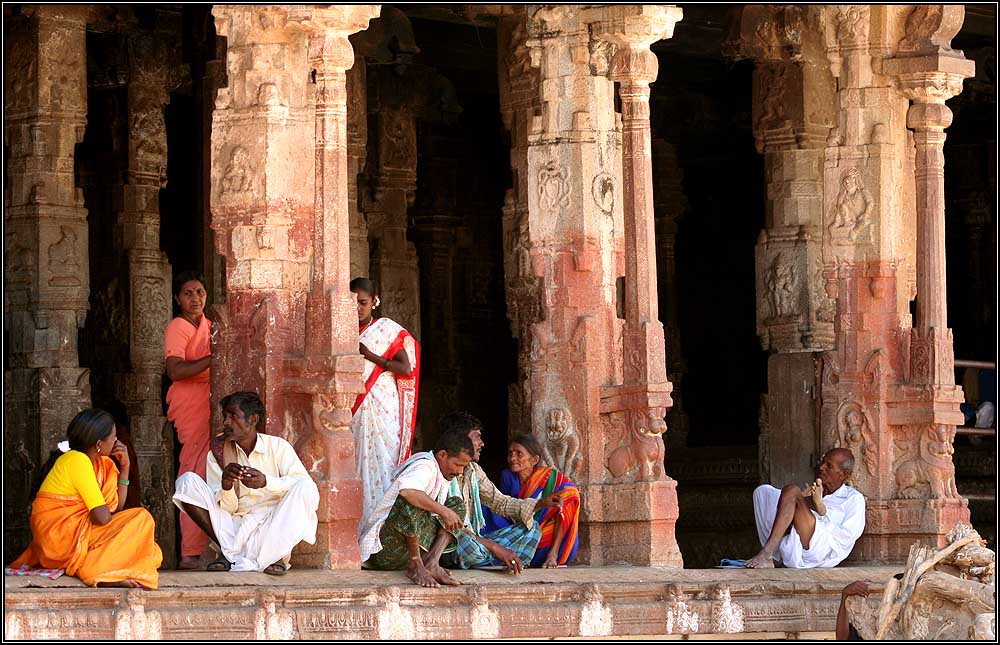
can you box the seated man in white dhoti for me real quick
[173,391,319,575]
[746,447,865,569]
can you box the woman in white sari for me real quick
[350,278,421,534]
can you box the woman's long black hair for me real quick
[33,408,115,498]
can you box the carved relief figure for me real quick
[835,402,876,478]
[537,161,570,212]
[895,424,960,499]
[591,173,614,214]
[829,168,872,242]
[542,408,582,480]
[898,5,945,54]
[758,65,787,130]
[607,408,666,482]
[764,254,797,318]
[222,146,254,195]
[47,226,81,286]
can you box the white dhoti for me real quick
[752,484,835,569]
[173,472,319,572]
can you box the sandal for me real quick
[263,561,288,576]
[206,556,232,572]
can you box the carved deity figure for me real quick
[537,161,570,212]
[830,168,872,242]
[836,403,876,478]
[846,523,995,640]
[542,408,582,480]
[48,226,80,278]
[222,146,254,195]
[764,254,797,318]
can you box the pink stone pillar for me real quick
[590,5,683,567]
[287,5,380,569]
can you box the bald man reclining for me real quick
[746,448,866,569]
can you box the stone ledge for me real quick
[4,565,899,640]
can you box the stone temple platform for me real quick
[4,565,901,640]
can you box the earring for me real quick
[96,443,101,454]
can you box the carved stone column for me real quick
[115,14,185,564]
[3,6,92,552]
[527,6,681,566]
[814,5,972,562]
[363,83,420,335]
[651,139,688,452]
[881,4,975,552]
[735,6,837,485]
[346,60,369,279]
[498,11,543,437]
[286,5,380,569]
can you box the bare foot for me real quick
[406,562,440,588]
[426,563,461,586]
[97,579,142,588]
[745,550,775,569]
[178,556,202,570]
[811,479,827,515]
[543,557,559,569]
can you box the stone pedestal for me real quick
[3,6,92,553]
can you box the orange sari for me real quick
[164,313,211,557]
[10,457,162,588]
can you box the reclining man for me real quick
[359,430,472,587]
[746,447,865,569]
[437,411,562,572]
[173,391,319,574]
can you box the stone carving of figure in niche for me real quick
[764,254,797,319]
[222,146,254,195]
[543,408,582,480]
[830,167,872,242]
[48,226,80,285]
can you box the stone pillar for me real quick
[736,6,837,485]
[3,6,92,551]
[651,139,688,452]
[115,15,185,564]
[287,5,380,569]
[346,60,369,279]
[363,85,420,335]
[882,4,975,551]
[498,11,543,437]
[814,5,972,562]
[592,4,683,567]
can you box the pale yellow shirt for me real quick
[207,433,311,516]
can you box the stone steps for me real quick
[5,565,899,640]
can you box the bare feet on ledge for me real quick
[406,561,440,588]
[745,550,775,569]
[97,579,142,588]
[178,556,202,570]
[425,563,461,586]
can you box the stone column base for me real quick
[851,498,970,564]
[294,481,363,569]
[578,479,682,567]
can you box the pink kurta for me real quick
[164,314,212,557]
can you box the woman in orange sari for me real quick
[9,409,162,588]
[483,433,580,568]
[164,271,212,568]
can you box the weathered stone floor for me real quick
[5,565,900,640]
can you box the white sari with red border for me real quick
[351,316,421,531]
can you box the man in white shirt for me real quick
[359,431,472,587]
[746,447,866,569]
[173,391,319,575]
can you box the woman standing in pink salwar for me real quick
[164,271,212,569]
